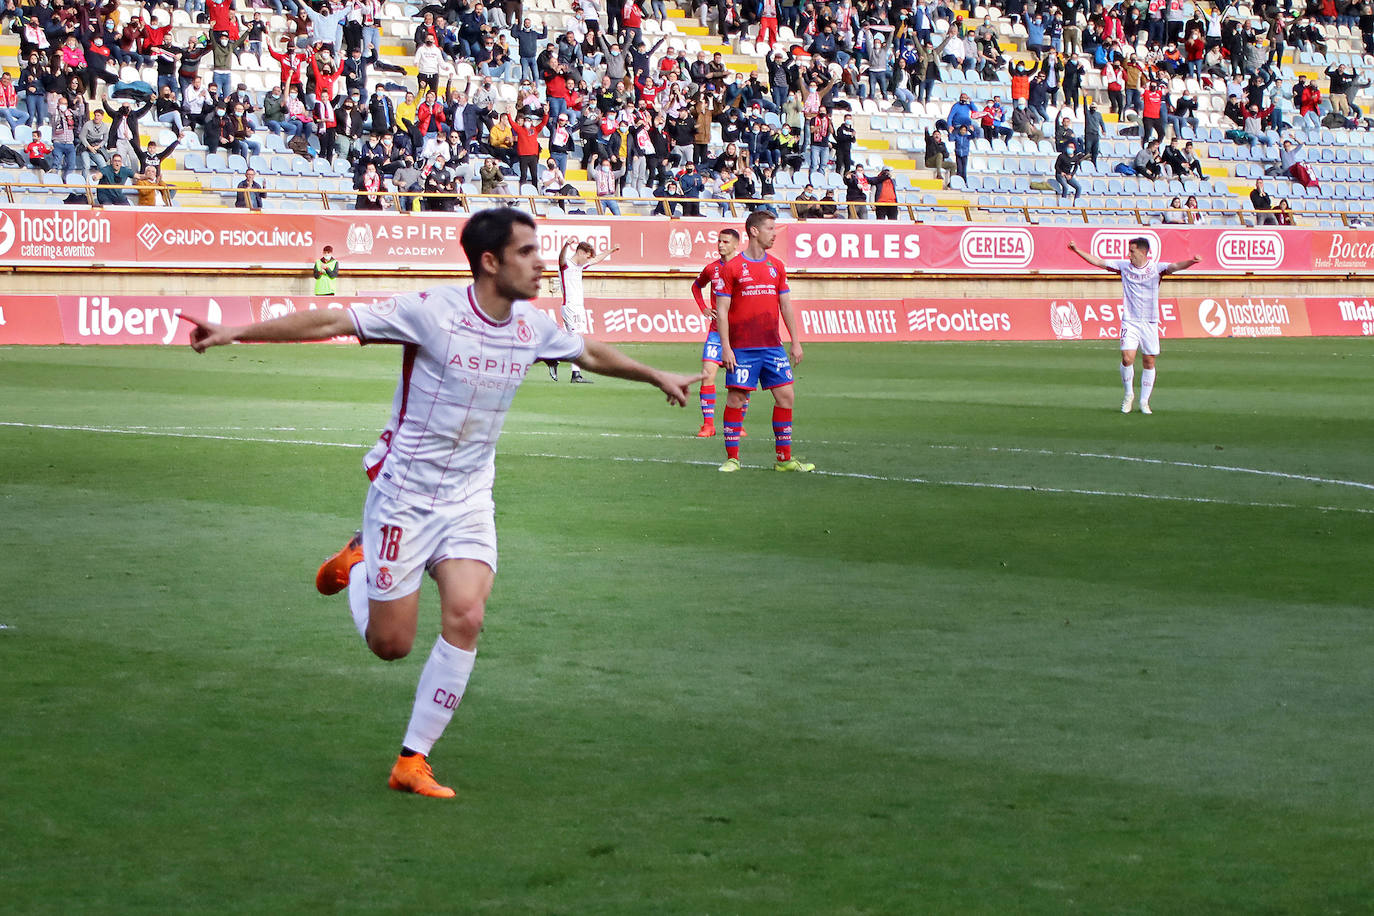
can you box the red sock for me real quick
[723,405,744,459]
[772,407,792,462]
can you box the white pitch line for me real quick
[518,451,1374,515]
[5,421,1366,516]
[10,421,1372,494]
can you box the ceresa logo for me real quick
[1216,231,1283,269]
[959,227,1033,268]
[1091,229,1159,263]
[1049,301,1083,340]
[1198,298,1227,336]
[0,212,14,256]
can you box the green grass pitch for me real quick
[2,339,1373,913]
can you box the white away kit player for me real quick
[179,209,698,798]
[1067,237,1201,414]
[549,239,619,383]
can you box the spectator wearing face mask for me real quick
[507,109,548,186]
[834,112,856,174]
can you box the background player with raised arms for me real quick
[551,239,620,384]
[180,209,698,798]
[714,210,814,473]
[1067,236,1200,414]
[689,228,747,438]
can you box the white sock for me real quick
[1120,362,1135,396]
[570,363,582,374]
[401,637,477,757]
[1141,367,1156,403]
[347,562,369,641]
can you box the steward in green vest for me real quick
[314,247,340,296]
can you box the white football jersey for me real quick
[1111,259,1166,324]
[349,285,585,510]
[559,261,585,310]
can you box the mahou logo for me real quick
[1216,231,1283,269]
[1090,229,1159,263]
[668,228,693,259]
[1049,301,1083,340]
[959,227,1033,268]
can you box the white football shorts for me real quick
[561,302,589,335]
[1120,318,1161,356]
[361,485,498,601]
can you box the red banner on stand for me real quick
[2,206,1371,274]
[1,293,1369,345]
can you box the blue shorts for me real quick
[727,346,793,391]
[702,330,722,365]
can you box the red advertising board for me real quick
[1175,295,1313,338]
[1305,296,1374,337]
[0,206,1369,274]
[1,293,1369,345]
[0,295,63,344]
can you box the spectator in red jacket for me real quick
[508,110,547,185]
[416,89,447,141]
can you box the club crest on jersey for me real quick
[370,298,397,316]
[768,266,777,278]
[516,319,533,343]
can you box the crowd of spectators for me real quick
[1,0,1372,215]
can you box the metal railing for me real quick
[1,179,1370,226]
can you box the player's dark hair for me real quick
[719,228,740,241]
[744,209,774,236]
[461,208,537,278]
[575,241,595,255]
[1129,236,1151,252]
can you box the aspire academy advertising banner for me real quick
[4,206,1374,274]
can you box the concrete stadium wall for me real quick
[0,265,1365,304]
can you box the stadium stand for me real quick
[2,0,1373,225]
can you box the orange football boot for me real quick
[696,422,716,438]
[315,530,363,596]
[388,754,456,798]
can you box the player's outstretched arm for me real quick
[1161,254,1203,275]
[179,308,356,353]
[587,244,620,267]
[576,338,700,406]
[1066,239,1113,271]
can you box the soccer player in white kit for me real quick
[1067,237,1200,414]
[180,209,698,798]
[549,239,619,383]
